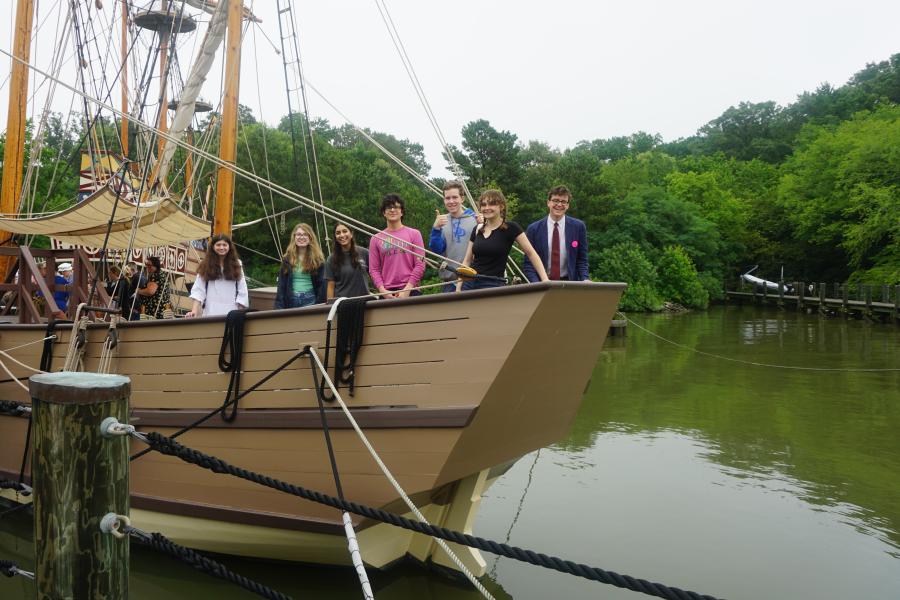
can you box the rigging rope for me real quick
[133,429,723,600]
[306,346,494,599]
[310,345,375,600]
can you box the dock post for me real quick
[864,285,873,320]
[29,372,131,599]
[797,281,805,312]
[894,285,899,324]
[819,282,827,315]
[778,281,785,308]
[842,284,849,316]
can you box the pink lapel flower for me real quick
[571,240,578,248]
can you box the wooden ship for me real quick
[0,0,624,575]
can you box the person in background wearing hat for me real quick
[54,262,73,314]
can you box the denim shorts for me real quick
[292,291,317,307]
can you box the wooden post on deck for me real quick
[842,283,849,316]
[29,372,131,599]
[797,282,805,312]
[818,282,827,315]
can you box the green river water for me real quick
[2,305,899,599]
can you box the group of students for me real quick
[183,182,589,317]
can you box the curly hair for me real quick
[197,233,243,281]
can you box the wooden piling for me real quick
[797,281,805,311]
[818,282,827,315]
[29,372,131,599]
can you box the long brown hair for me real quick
[284,222,324,273]
[197,233,243,281]
[479,189,508,230]
[330,222,363,272]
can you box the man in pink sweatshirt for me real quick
[368,194,426,298]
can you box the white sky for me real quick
[2,0,899,178]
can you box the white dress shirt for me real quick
[546,216,568,278]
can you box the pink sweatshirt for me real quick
[368,226,426,290]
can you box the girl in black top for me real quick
[459,189,548,291]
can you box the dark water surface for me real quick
[2,305,899,599]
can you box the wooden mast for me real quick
[0,0,35,276]
[120,0,129,157]
[214,0,243,236]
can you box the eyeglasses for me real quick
[550,199,570,206]
[295,233,310,239]
[384,206,402,212]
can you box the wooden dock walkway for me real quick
[727,282,899,322]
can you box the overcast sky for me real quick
[2,1,899,178]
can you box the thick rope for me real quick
[310,352,374,600]
[97,318,121,375]
[0,401,30,417]
[63,305,90,372]
[135,431,723,600]
[0,559,33,580]
[126,527,290,600]
[0,480,31,495]
[308,347,493,599]
[218,309,251,422]
[319,296,370,401]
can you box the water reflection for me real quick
[580,307,900,552]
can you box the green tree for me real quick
[592,241,662,312]
[657,245,709,308]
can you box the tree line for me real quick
[1,53,897,310]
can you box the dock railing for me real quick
[727,280,899,321]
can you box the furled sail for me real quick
[0,185,210,249]
[156,0,229,182]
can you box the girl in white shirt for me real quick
[186,234,249,317]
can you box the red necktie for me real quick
[550,222,561,280]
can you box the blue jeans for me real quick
[441,281,458,293]
[292,291,317,307]
[462,278,505,292]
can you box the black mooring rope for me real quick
[0,400,29,417]
[0,559,21,578]
[218,309,252,422]
[0,480,30,495]
[331,296,370,397]
[310,353,346,500]
[128,529,291,600]
[140,431,724,600]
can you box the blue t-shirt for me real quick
[54,274,70,312]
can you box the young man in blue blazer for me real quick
[523,185,590,282]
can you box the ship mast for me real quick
[214,0,244,236]
[120,0,129,158]
[0,0,35,276]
